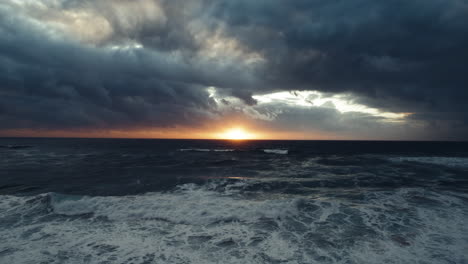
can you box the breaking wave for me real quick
[1,181,467,264]
[263,149,288,155]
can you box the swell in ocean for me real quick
[1,138,468,263]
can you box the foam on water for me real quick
[1,180,467,264]
[263,149,289,155]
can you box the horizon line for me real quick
[0,135,466,143]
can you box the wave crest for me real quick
[263,149,288,155]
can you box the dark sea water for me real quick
[1,138,468,264]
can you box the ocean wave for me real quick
[1,182,467,264]
[47,183,300,224]
[178,148,235,152]
[178,148,289,155]
[0,145,34,150]
[263,149,288,155]
[388,156,468,168]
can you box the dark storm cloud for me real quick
[0,31,214,129]
[0,0,257,130]
[1,0,467,139]
[211,0,468,117]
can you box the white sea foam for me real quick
[49,185,301,224]
[389,156,468,168]
[263,149,288,155]
[1,183,467,264]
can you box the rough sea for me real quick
[1,138,468,264]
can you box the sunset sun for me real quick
[219,128,254,140]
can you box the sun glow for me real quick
[219,128,255,140]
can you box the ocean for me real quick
[1,138,468,264]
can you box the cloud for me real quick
[207,0,468,138]
[0,0,259,131]
[0,0,467,139]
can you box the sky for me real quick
[0,0,467,140]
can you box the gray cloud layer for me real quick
[0,0,467,139]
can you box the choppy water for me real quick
[1,138,468,264]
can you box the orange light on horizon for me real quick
[0,126,338,140]
[218,127,256,140]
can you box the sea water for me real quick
[1,138,467,263]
